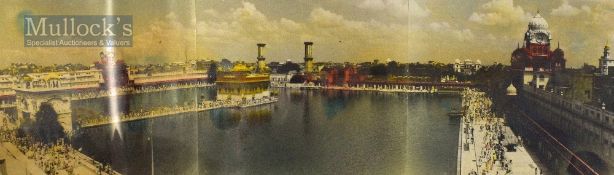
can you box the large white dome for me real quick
[528,13,549,30]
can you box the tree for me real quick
[387,61,399,75]
[369,64,388,77]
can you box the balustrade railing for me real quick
[522,86,614,130]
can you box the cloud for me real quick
[469,0,527,26]
[452,29,475,41]
[551,1,580,16]
[358,0,387,11]
[428,22,474,41]
[310,8,346,28]
[408,0,430,18]
[358,0,428,18]
[429,22,451,31]
[551,1,591,16]
[8,0,614,68]
[196,2,408,62]
[120,11,197,64]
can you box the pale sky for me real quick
[411,0,614,67]
[1,0,613,67]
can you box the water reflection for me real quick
[71,89,460,175]
[321,90,350,119]
[210,109,241,130]
[244,108,272,126]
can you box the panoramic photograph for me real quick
[0,0,613,174]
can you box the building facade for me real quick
[453,59,482,75]
[270,72,295,87]
[216,43,272,102]
[594,43,614,109]
[216,63,271,101]
[0,75,15,96]
[321,64,360,87]
[511,12,566,90]
[17,70,102,91]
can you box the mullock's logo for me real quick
[24,15,133,47]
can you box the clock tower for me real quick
[511,12,566,90]
[524,12,551,57]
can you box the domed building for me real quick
[216,62,271,102]
[511,12,566,90]
[453,59,482,75]
[506,83,517,96]
[215,43,273,103]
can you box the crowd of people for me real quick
[21,139,78,174]
[78,104,201,127]
[236,96,278,108]
[79,96,279,127]
[203,96,278,108]
[0,127,117,175]
[461,88,531,175]
[0,110,119,174]
[324,84,438,93]
[71,82,214,100]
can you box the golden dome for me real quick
[231,63,251,72]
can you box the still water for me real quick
[71,88,460,175]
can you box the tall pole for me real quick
[150,120,154,175]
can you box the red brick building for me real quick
[511,12,566,90]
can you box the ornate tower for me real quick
[599,42,614,76]
[525,12,551,89]
[552,42,566,70]
[511,12,565,90]
[256,43,267,73]
[524,12,552,58]
[304,41,314,73]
